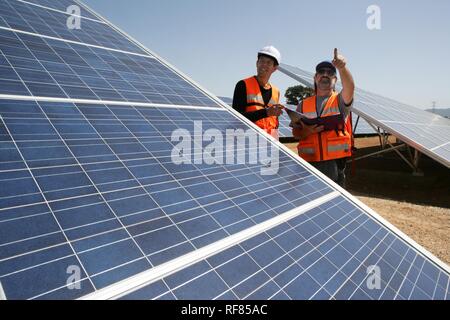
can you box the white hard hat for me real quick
[258,45,281,65]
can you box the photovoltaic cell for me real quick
[14,0,101,21]
[0,0,145,54]
[120,196,450,300]
[0,28,221,107]
[0,0,448,300]
[279,63,450,167]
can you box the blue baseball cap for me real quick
[316,61,336,74]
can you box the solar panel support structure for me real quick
[350,120,424,174]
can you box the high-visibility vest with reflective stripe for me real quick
[297,92,352,162]
[244,76,280,138]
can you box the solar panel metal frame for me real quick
[0,0,448,300]
[278,63,450,168]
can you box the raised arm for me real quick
[332,48,355,105]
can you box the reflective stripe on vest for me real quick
[303,111,318,118]
[246,94,278,107]
[322,106,340,116]
[328,143,350,152]
[297,92,352,162]
[243,76,280,136]
[298,147,315,154]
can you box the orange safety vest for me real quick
[297,92,352,162]
[244,76,280,138]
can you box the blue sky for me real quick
[83,0,450,109]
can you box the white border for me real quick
[80,192,340,300]
[278,64,450,168]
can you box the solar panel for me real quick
[13,0,100,20]
[217,96,232,105]
[352,116,377,135]
[279,64,450,168]
[0,0,145,54]
[119,196,450,300]
[0,0,449,300]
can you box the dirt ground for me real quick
[356,196,450,265]
[283,137,450,265]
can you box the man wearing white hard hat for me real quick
[232,45,284,139]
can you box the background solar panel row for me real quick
[121,195,450,300]
[0,28,221,107]
[279,64,450,167]
[0,0,146,54]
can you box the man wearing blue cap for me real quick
[292,48,355,187]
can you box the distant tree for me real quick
[284,85,314,105]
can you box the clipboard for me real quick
[284,108,345,131]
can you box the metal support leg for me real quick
[412,149,423,176]
[352,119,423,175]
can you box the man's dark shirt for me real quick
[232,77,272,122]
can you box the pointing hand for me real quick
[332,48,347,70]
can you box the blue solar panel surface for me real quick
[121,196,450,300]
[0,28,221,107]
[0,0,145,54]
[11,0,101,20]
[0,0,448,300]
[0,99,335,299]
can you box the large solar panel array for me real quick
[279,64,450,168]
[0,0,449,300]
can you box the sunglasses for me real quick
[317,69,336,77]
